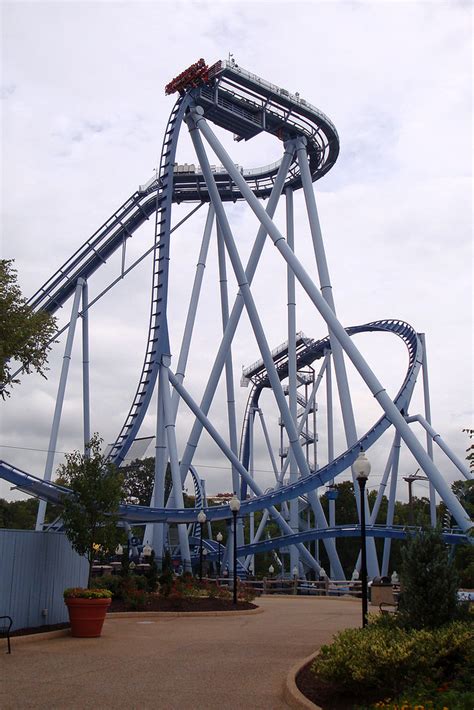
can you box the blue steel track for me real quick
[2,59,471,556]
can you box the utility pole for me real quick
[403,469,428,525]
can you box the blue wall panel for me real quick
[0,530,88,630]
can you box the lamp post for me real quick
[197,510,206,582]
[354,449,371,628]
[216,531,223,577]
[292,565,298,595]
[202,548,208,578]
[142,541,152,563]
[229,494,241,605]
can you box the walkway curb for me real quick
[283,650,320,709]
[107,606,264,619]
[7,606,264,645]
[9,629,71,644]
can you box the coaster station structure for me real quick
[1,59,472,579]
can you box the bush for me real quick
[91,573,151,599]
[90,574,122,597]
[144,550,159,592]
[123,588,148,611]
[398,527,460,629]
[311,620,474,702]
[158,549,174,596]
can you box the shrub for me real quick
[144,550,159,592]
[123,588,148,611]
[90,574,122,597]
[238,584,256,602]
[311,620,474,702]
[158,550,174,596]
[398,527,459,629]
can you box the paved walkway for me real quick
[0,596,361,709]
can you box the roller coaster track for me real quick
[240,319,421,480]
[27,61,338,317]
[2,59,471,561]
[0,320,423,519]
[23,60,341,467]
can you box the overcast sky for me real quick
[1,0,472,508]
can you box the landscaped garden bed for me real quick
[91,569,257,613]
[294,528,474,710]
[296,617,474,709]
[109,596,256,612]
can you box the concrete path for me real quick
[0,596,361,709]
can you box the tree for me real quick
[0,496,62,530]
[122,457,156,506]
[0,259,57,397]
[398,527,459,629]
[462,428,474,474]
[58,434,124,587]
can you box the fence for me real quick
[0,529,88,631]
[216,576,363,598]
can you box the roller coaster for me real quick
[1,58,472,580]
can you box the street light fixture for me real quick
[216,531,223,577]
[197,510,207,582]
[292,565,298,595]
[268,564,274,577]
[142,541,152,561]
[353,449,371,628]
[229,494,241,605]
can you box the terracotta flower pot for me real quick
[65,597,111,637]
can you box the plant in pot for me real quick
[58,434,124,637]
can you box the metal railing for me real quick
[214,577,363,598]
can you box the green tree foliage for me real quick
[398,527,460,629]
[58,434,124,587]
[0,497,38,529]
[0,496,62,529]
[121,457,156,506]
[463,428,474,474]
[0,259,57,397]
[121,458,195,509]
[448,477,474,588]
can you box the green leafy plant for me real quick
[123,588,148,611]
[0,259,57,398]
[397,527,460,629]
[91,574,125,598]
[158,549,174,596]
[64,587,113,599]
[144,549,159,592]
[310,620,474,706]
[58,434,124,588]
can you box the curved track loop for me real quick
[0,320,422,521]
[240,319,421,481]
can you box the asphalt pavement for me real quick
[0,595,361,710]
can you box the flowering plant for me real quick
[64,587,113,600]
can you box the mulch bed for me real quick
[109,597,257,613]
[296,660,379,710]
